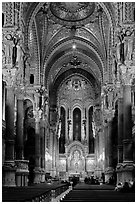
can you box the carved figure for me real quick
[124,29,134,62]
[116,28,134,64]
[116,30,125,64]
[12,36,20,67]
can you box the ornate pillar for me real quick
[105,118,114,182]
[102,84,115,182]
[3,86,16,186]
[94,131,99,178]
[104,123,108,171]
[33,86,48,183]
[50,128,56,177]
[15,92,29,186]
[16,97,24,160]
[56,135,60,178]
[118,63,135,183]
[34,111,42,183]
[41,125,46,182]
[116,97,124,183]
[123,84,133,161]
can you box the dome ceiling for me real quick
[49,2,96,26]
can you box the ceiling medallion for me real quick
[70,55,82,67]
[48,2,96,26]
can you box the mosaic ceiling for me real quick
[50,2,95,22]
[49,2,96,26]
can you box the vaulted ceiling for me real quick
[22,2,116,98]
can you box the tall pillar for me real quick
[34,115,41,183]
[116,97,124,183]
[104,123,108,170]
[120,84,134,182]
[3,87,16,186]
[95,132,100,178]
[105,120,114,182]
[15,96,29,186]
[123,85,133,161]
[41,125,46,182]
[50,128,56,177]
[16,98,24,159]
[55,136,60,178]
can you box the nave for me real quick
[61,183,135,202]
[3,181,135,202]
[2,2,135,202]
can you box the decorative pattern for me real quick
[49,2,95,23]
[58,75,95,103]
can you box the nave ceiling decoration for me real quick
[21,2,115,90]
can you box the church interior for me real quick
[2,2,135,201]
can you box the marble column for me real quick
[123,85,133,161]
[15,97,29,186]
[117,98,124,163]
[51,129,56,177]
[55,136,59,178]
[3,87,16,186]
[104,123,108,171]
[34,116,41,183]
[108,121,113,168]
[105,120,113,182]
[41,126,46,182]
[120,84,134,182]
[116,98,124,183]
[95,132,100,178]
[16,98,24,159]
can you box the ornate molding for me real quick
[119,64,135,86]
[116,162,135,173]
[46,50,102,89]
[15,160,29,174]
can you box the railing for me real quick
[51,183,72,202]
[31,190,51,202]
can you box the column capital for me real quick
[14,86,25,100]
[3,67,17,88]
[33,109,43,122]
[103,109,115,122]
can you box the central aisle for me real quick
[61,183,135,202]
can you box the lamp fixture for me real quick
[72,43,76,50]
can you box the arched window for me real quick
[30,74,34,84]
[88,106,94,153]
[2,13,4,27]
[59,107,66,153]
[73,108,81,141]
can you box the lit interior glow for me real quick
[72,44,76,49]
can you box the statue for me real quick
[12,35,20,67]
[112,54,118,79]
[116,27,134,65]
[124,29,134,62]
[23,52,30,78]
[116,29,125,64]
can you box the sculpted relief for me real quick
[58,75,94,102]
[69,149,84,173]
